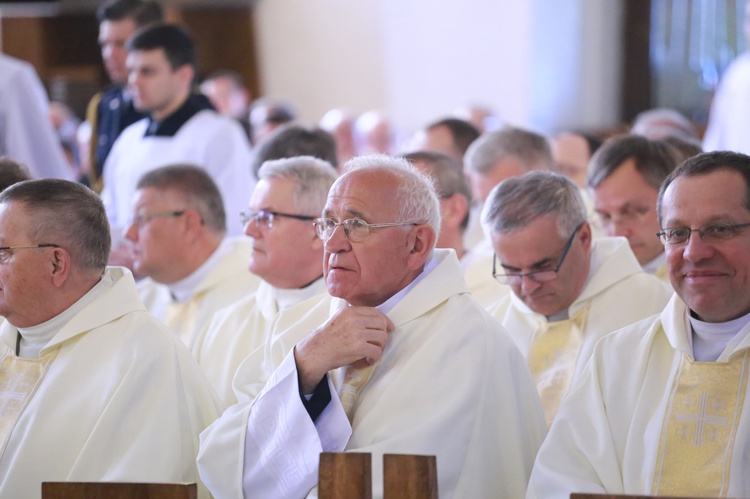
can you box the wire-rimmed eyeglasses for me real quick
[128,210,185,228]
[241,209,315,229]
[313,217,418,242]
[0,244,59,263]
[656,222,750,245]
[492,222,585,285]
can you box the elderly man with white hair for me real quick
[197,154,546,499]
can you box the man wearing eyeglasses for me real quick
[588,134,689,281]
[0,178,221,498]
[198,154,546,498]
[126,164,260,351]
[485,171,672,426]
[528,151,750,498]
[192,156,336,405]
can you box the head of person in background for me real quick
[200,69,251,121]
[550,132,603,189]
[249,98,296,146]
[125,164,226,284]
[452,103,502,134]
[251,124,338,178]
[125,23,197,123]
[631,107,701,145]
[244,156,338,289]
[353,110,394,155]
[403,151,470,260]
[407,117,480,165]
[463,126,554,204]
[319,108,356,165]
[0,157,32,192]
[97,0,163,86]
[484,171,592,318]
[588,134,683,274]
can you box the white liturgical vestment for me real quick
[197,248,547,499]
[0,54,73,180]
[490,237,672,412]
[0,267,222,499]
[703,52,750,155]
[137,237,260,350]
[194,277,327,406]
[528,294,750,498]
[101,109,253,237]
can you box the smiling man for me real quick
[485,171,672,425]
[528,151,750,498]
[198,154,546,499]
[127,164,259,350]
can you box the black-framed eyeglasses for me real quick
[656,222,750,245]
[313,217,418,242]
[0,244,60,263]
[493,221,585,285]
[128,210,185,228]
[241,209,315,229]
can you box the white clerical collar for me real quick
[17,273,112,359]
[272,277,325,311]
[642,251,666,275]
[374,253,440,315]
[168,238,231,303]
[689,309,750,362]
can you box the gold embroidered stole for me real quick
[654,263,669,282]
[652,350,749,497]
[164,291,207,347]
[0,349,58,457]
[528,304,590,426]
[336,360,381,422]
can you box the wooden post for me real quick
[383,454,438,499]
[318,452,372,499]
[41,482,197,499]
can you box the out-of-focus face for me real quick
[492,215,592,317]
[409,125,461,163]
[467,156,527,203]
[244,177,323,288]
[0,202,59,327]
[591,158,663,266]
[127,48,191,121]
[322,169,419,306]
[661,169,750,322]
[200,77,248,119]
[124,187,187,284]
[99,17,138,85]
[551,133,590,188]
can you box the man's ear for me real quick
[50,247,72,288]
[177,64,195,89]
[441,194,470,231]
[406,224,436,270]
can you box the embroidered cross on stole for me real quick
[528,304,590,426]
[652,349,749,497]
[335,360,381,422]
[164,292,206,347]
[0,349,58,457]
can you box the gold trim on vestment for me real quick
[652,348,749,497]
[528,304,590,426]
[0,349,59,457]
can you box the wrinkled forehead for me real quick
[325,168,399,220]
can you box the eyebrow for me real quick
[501,257,555,273]
[321,208,370,221]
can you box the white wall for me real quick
[253,0,625,136]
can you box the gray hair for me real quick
[483,171,587,238]
[136,164,226,234]
[257,156,338,215]
[0,179,110,272]
[340,154,441,241]
[464,126,554,175]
